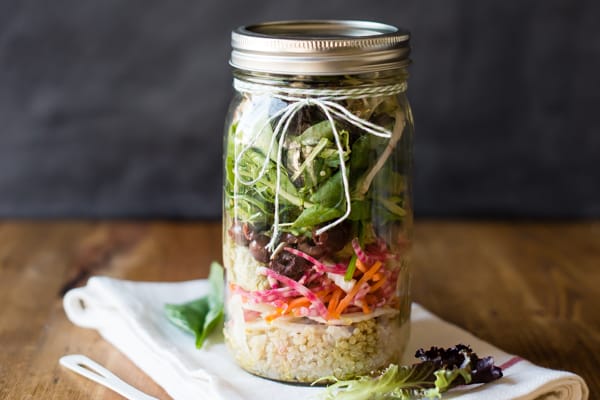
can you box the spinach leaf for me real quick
[164,262,225,349]
[347,200,370,221]
[309,171,344,207]
[292,205,343,230]
[349,134,371,173]
[295,120,334,145]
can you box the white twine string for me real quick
[233,79,406,250]
[234,79,407,99]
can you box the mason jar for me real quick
[222,20,414,383]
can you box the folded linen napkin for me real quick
[63,277,588,400]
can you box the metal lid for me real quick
[231,20,410,75]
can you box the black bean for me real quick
[297,240,326,258]
[228,221,249,246]
[281,232,299,245]
[313,222,351,253]
[249,234,271,263]
[242,222,256,241]
[270,251,310,281]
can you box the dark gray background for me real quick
[1,0,598,219]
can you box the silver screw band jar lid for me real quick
[230,20,411,76]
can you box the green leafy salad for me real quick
[225,94,408,238]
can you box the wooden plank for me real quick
[0,221,220,400]
[0,221,598,399]
[412,221,600,395]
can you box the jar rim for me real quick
[230,20,411,76]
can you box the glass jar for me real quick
[222,20,414,383]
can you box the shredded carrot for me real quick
[364,294,377,305]
[336,261,382,315]
[388,296,400,306]
[369,277,387,293]
[355,259,367,273]
[315,289,332,302]
[289,297,311,308]
[327,287,343,319]
[265,310,283,322]
[288,296,311,310]
[361,302,371,314]
[372,272,384,281]
[265,298,310,322]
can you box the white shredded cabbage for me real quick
[327,272,355,293]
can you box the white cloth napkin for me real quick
[63,277,589,400]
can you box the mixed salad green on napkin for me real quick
[317,344,503,399]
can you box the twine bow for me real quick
[233,79,404,250]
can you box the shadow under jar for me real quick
[222,20,414,383]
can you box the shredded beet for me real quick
[259,267,329,317]
[351,238,375,266]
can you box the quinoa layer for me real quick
[224,311,410,383]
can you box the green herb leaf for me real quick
[197,261,225,348]
[164,262,225,348]
[164,298,209,337]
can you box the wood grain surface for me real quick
[0,220,598,399]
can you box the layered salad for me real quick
[223,88,413,382]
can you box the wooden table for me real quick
[0,220,598,399]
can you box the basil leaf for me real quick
[164,298,209,336]
[164,262,225,349]
[198,262,225,348]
